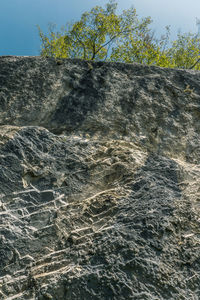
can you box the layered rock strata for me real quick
[0,56,199,299]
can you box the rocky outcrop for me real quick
[0,56,199,299]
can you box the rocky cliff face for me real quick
[0,56,200,300]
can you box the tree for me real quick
[38,1,152,61]
[110,25,172,67]
[38,1,200,70]
[165,32,200,70]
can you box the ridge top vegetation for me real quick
[38,0,200,70]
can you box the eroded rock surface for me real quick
[0,56,199,299]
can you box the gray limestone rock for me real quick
[0,56,199,299]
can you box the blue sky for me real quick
[0,0,200,56]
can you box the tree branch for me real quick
[65,35,87,59]
[92,29,131,59]
[189,57,200,69]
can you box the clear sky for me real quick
[0,0,199,56]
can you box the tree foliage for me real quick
[38,1,200,70]
[165,32,200,69]
[38,1,152,61]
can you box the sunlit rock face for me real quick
[0,56,199,300]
